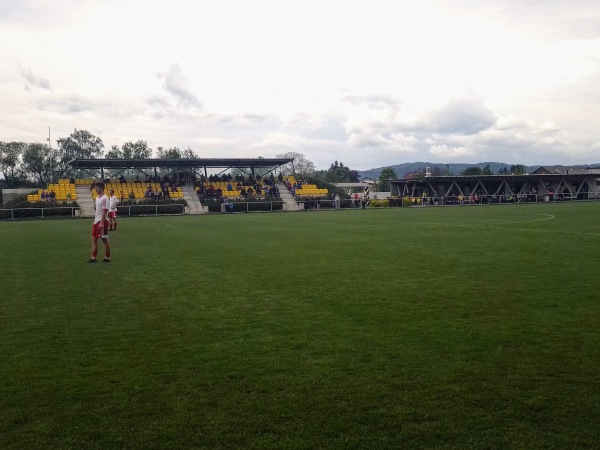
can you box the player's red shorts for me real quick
[91,220,110,239]
[108,211,117,219]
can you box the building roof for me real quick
[68,157,293,170]
[335,182,373,188]
[533,166,600,175]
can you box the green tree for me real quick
[0,141,27,188]
[497,167,509,175]
[56,129,104,160]
[275,152,315,178]
[55,129,105,179]
[509,164,527,175]
[103,145,129,179]
[22,143,56,185]
[122,140,152,159]
[157,147,182,159]
[105,145,123,159]
[182,148,197,159]
[461,166,483,176]
[378,167,397,191]
[481,164,493,175]
[324,161,360,183]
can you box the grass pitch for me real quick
[1,203,599,449]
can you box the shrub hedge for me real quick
[0,199,80,220]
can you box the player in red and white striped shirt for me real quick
[108,189,119,231]
[89,181,112,263]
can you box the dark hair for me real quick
[95,181,105,190]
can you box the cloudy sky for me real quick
[2,0,599,170]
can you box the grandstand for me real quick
[27,179,78,202]
[23,156,332,211]
[27,179,184,202]
[87,180,184,200]
[284,176,329,197]
[194,176,329,199]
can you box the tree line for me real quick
[0,129,202,188]
[2,129,528,190]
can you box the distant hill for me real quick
[357,162,599,180]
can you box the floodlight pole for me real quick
[47,126,52,182]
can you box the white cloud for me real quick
[158,64,202,109]
[426,94,497,135]
[1,0,600,169]
[19,66,52,91]
[429,144,474,159]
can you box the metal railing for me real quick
[394,192,600,206]
[211,200,285,213]
[116,204,186,216]
[0,206,80,221]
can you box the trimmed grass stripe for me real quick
[1,202,599,448]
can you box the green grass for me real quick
[1,203,599,449]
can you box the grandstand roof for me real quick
[68,157,293,170]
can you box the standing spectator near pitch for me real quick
[108,189,119,231]
[89,182,111,263]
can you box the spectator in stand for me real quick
[227,182,233,192]
[247,187,254,196]
[128,190,135,200]
[240,187,247,198]
[41,191,47,201]
[66,192,72,200]
[49,190,56,201]
[278,173,283,182]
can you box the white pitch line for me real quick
[453,224,600,237]
[397,213,600,236]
